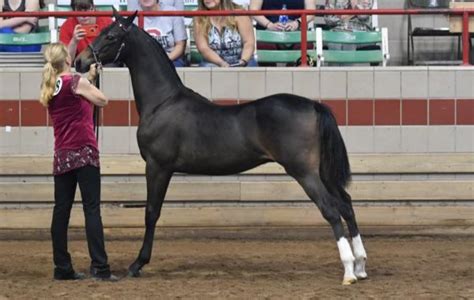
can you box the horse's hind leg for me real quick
[293,172,357,285]
[336,188,367,280]
[128,162,172,277]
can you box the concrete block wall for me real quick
[0,67,473,155]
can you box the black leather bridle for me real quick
[87,22,131,66]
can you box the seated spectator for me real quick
[233,0,250,9]
[324,0,378,65]
[324,0,373,33]
[138,0,187,67]
[128,0,183,12]
[59,0,113,61]
[250,0,316,66]
[0,0,44,52]
[250,0,316,32]
[193,0,256,67]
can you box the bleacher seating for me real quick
[256,30,317,65]
[0,25,52,67]
[315,27,389,67]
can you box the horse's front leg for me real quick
[128,162,172,277]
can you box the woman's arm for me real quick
[168,15,187,61]
[304,0,316,23]
[75,65,108,107]
[324,0,352,27]
[284,0,317,31]
[0,0,40,32]
[352,0,372,22]
[236,15,255,64]
[168,40,185,61]
[249,0,284,31]
[76,78,108,107]
[193,18,229,67]
[61,23,85,61]
[0,17,33,30]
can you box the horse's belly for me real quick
[175,155,269,175]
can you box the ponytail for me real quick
[39,43,69,107]
[39,62,57,107]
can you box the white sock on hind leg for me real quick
[352,234,367,279]
[337,237,356,284]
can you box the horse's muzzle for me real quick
[74,49,93,73]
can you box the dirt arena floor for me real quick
[0,227,473,299]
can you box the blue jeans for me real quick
[0,27,42,52]
[173,57,186,67]
[199,57,258,67]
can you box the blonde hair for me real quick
[39,43,69,107]
[196,0,240,38]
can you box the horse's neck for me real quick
[124,29,184,116]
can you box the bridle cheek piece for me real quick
[87,22,131,67]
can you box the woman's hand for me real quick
[25,17,38,26]
[284,20,300,31]
[266,22,286,31]
[219,61,230,67]
[72,24,86,43]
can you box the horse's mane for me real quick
[128,23,182,84]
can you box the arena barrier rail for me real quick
[0,7,473,65]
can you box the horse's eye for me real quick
[106,35,115,41]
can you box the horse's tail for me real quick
[314,102,351,190]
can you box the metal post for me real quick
[462,11,471,66]
[138,11,144,28]
[300,13,308,67]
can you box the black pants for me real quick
[51,165,110,278]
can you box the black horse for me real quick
[75,10,368,285]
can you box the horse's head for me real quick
[75,8,137,73]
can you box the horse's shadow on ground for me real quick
[113,256,343,281]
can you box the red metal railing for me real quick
[1,8,473,65]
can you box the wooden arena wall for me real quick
[0,67,473,228]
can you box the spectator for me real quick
[0,0,44,52]
[59,0,113,61]
[128,0,184,12]
[324,0,373,32]
[39,42,116,281]
[324,0,378,66]
[250,0,316,31]
[193,0,256,67]
[233,0,250,9]
[250,0,315,66]
[138,0,187,67]
[324,0,378,64]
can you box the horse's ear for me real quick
[112,6,122,20]
[126,10,138,25]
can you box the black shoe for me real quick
[92,274,119,282]
[54,271,86,281]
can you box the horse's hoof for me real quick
[127,265,142,278]
[342,276,357,285]
[355,272,368,280]
[127,270,141,278]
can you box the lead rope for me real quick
[93,65,102,142]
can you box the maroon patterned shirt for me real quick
[48,74,100,175]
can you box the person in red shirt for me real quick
[39,42,117,281]
[59,0,112,61]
